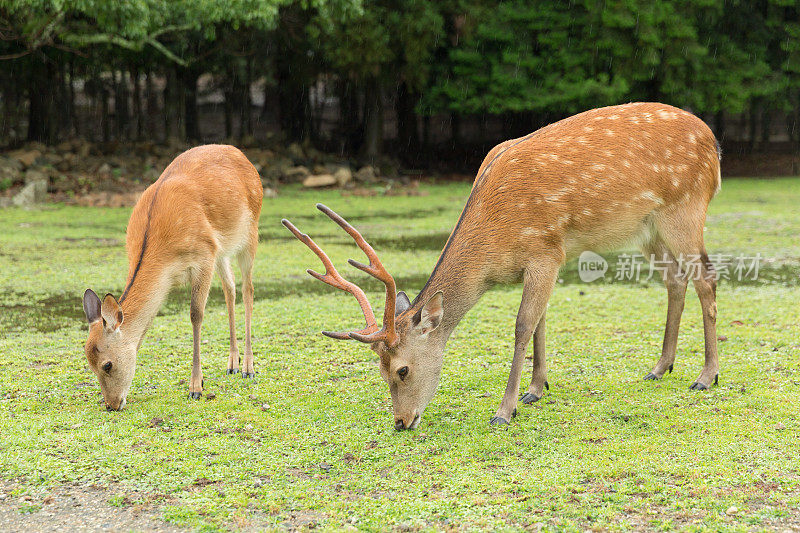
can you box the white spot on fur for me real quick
[583,126,595,133]
[672,178,680,187]
[623,160,631,168]
[639,191,663,205]
[521,227,542,237]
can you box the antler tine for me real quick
[281,218,378,339]
[315,204,399,347]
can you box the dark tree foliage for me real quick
[1,0,799,158]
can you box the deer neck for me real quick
[118,261,172,347]
[414,236,489,339]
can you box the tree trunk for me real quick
[180,68,200,141]
[114,70,131,140]
[715,110,725,145]
[760,107,771,146]
[27,57,58,144]
[451,112,461,145]
[100,78,110,143]
[361,78,383,162]
[145,73,159,139]
[164,67,181,141]
[131,66,143,140]
[57,61,71,138]
[747,101,758,153]
[275,6,313,142]
[69,61,78,137]
[395,81,420,156]
[338,78,361,152]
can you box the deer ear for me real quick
[83,289,102,323]
[101,293,124,331]
[395,291,411,316]
[415,291,443,335]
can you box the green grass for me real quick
[1,178,799,531]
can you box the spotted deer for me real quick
[82,145,263,410]
[284,102,721,429]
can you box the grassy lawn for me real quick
[1,178,799,531]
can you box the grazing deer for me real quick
[284,102,721,429]
[82,145,263,410]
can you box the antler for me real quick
[281,217,378,340]
[282,203,399,347]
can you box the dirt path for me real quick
[0,481,186,533]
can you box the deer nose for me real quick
[395,418,407,431]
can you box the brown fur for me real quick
[83,145,263,409]
[370,103,721,428]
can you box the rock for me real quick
[355,165,377,182]
[283,165,310,182]
[0,156,22,182]
[303,174,337,188]
[9,149,41,168]
[77,141,91,159]
[333,166,353,186]
[726,506,738,515]
[287,142,305,162]
[12,170,48,206]
[97,162,112,174]
[263,156,293,182]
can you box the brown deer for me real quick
[284,102,721,429]
[82,145,263,410]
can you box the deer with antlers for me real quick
[82,145,263,410]
[284,102,721,429]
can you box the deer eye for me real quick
[102,361,113,373]
[397,366,409,380]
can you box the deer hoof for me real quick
[644,372,660,381]
[189,391,202,399]
[241,372,255,379]
[489,416,510,426]
[689,382,708,391]
[520,392,541,404]
[226,368,240,375]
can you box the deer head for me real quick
[82,289,137,410]
[283,204,445,430]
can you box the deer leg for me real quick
[520,312,548,404]
[491,263,558,425]
[217,257,240,375]
[643,243,688,380]
[238,235,256,378]
[689,252,719,390]
[189,264,214,399]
